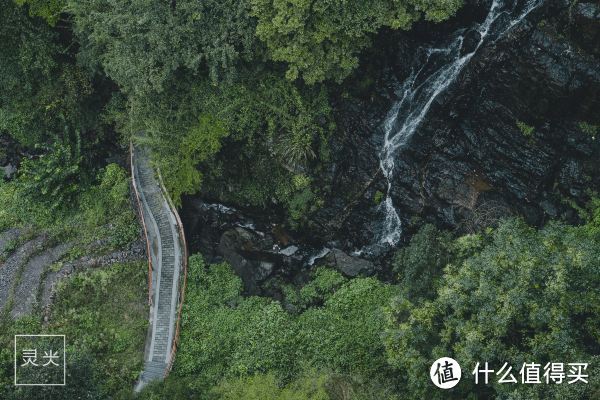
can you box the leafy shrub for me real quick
[392,224,453,301]
[579,121,599,137]
[516,119,535,136]
[297,268,347,309]
[154,114,228,206]
[374,190,384,205]
[175,256,398,391]
[80,163,139,248]
[16,133,84,213]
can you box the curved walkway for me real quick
[131,145,187,392]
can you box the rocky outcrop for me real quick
[218,227,278,293]
[571,2,600,55]
[315,0,600,250]
[181,199,380,293]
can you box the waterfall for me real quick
[369,0,543,252]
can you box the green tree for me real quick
[1,3,91,146]
[174,256,297,388]
[385,217,600,399]
[14,0,66,25]
[392,224,454,301]
[69,0,260,96]
[250,0,463,83]
[175,256,398,392]
[298,277,399,380]
[147,114,228,206]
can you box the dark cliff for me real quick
[319,0,600,249]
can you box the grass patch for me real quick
[579,121,599,138]
[374,190,384,205]
[0,261,148,398]
[47,261,148,395]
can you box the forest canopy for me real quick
[1,0,464,215]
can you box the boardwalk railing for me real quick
[156,168,189,375]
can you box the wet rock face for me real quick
[218,227,278,293]
[181,2,598,268]
[181,199,313,294]
[181,198,380,292]
[325,249,375,277]
[572,2,600,55]
[319,1,600,249]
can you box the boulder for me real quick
[326,249,375,277]
[1,164,16,179]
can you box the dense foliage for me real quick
[1,2,106,148]
[385,212,600,399]
[68,0,260,95]
[0,162,138,250]
[251,0,463,83]
[0,262,148,399]
[171,256,398,395]
[60,0,460,216]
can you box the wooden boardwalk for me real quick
[131,145,187,392]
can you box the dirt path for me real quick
[11,243,72,318]
[0,235,47,312]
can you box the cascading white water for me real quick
[371,0,543,251]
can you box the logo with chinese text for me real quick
[430,357,462,389]
[472,361,588,385]
[14,335,65,386]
